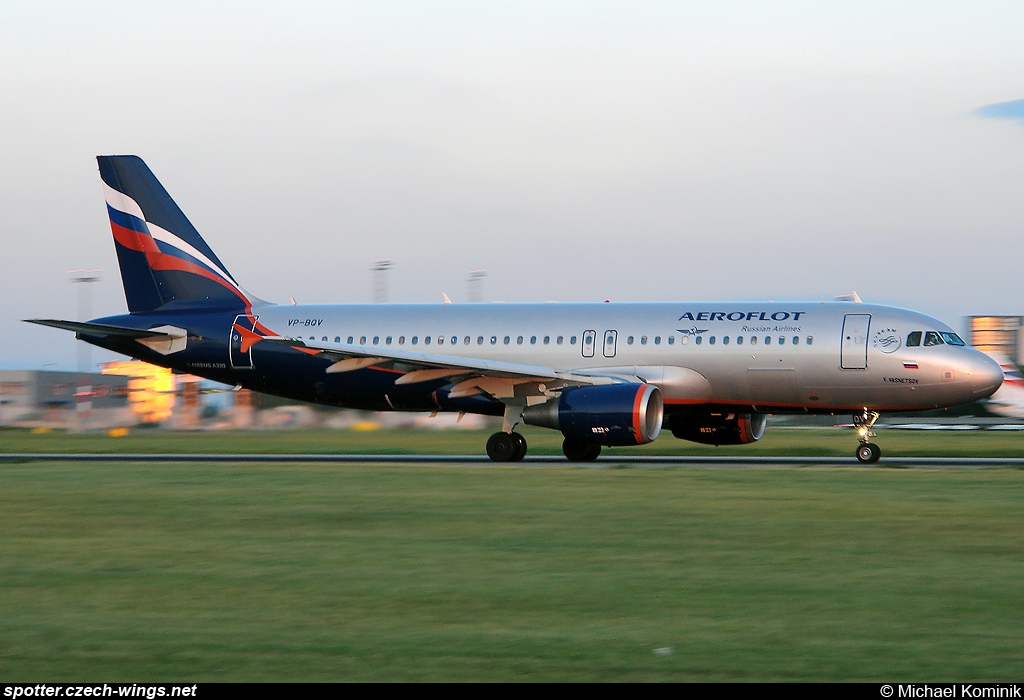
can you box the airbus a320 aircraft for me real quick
[28,156,1003,463]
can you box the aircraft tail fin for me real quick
[98,155,251,313]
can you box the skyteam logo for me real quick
[872,328,902,354]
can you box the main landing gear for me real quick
[484,432,603,462]
[561,438,601,462]
[486,431,527,462]
[853,410,881,464]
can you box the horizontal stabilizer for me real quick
[26,319,189,355]
[24,319,172,339]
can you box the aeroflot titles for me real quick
[679,311,806,322]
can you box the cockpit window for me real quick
[906,331,921,347]
[923,331,944,346]
[940,332,965,346]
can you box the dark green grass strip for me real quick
[1,461,1023,680]
[1,426,1023,457]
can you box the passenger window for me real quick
[491,336,497,345]
[437,336,444,345]
[387,336,393,345]
[709,336,716,345]
[477,336,484,345]
[807,336,813,345]
[792,336,799,345]
[322,336,327,341]
[924,331,944,347]
[641,336,648,345]
[750,336,757,345]
[722,336,729,345]
[412,336,419,345]
[906,331,922,347]
[347,336,354,344]
[424,336,431,345]
[655,336,662,345]
[668,336,675,345]
[503,336,510,345]
[334,337,340,343]
[464,336,470,345]
[736,336,743,345]
[627,336,634,345]
[531,336,537,344]
[373,336,379,345]
[570,336,577,344]
[517,336,524,345]
[557,336,564,345]
[360,336,366,344]
[695,336,702,345]
[398,336,405,345]
[764,336,771,345]
[544,336,550,345]
[680,336,688,345]
[778,336,785,345]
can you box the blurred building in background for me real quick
[0,361,490,431]
[967,316,1024,365]
[0,369,130,429]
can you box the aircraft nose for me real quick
[966,352,1003,399]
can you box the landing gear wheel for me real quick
[486,431,527,462]
[485,429,516,462]
[511,433,527,462]
[562,438,602,462]
[856,442,881,464]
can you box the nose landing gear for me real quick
[853,410,881,463]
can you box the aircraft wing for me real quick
[263,336,635,399]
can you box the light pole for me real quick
[467,269,487,303]
[372,258,393,303]
[70,269,101,373]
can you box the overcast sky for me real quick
[2,1,1023,370]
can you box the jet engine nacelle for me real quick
[523,383,663,446]
[669,412,767,446]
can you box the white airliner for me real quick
[27,156,1003,463]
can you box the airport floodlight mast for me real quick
[468,269,487,303]
[69,269,101,372]
[372,258,393,304]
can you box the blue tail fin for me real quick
[98,155,250,313]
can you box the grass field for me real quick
[1,456,1023,681]
[2,424,1024,458]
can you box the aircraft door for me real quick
[603,330,617,358]
[841,313,871,369]
[230,313,258,369]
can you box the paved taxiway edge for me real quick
[0,453,1022,467]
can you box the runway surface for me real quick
[1,453,1021,467]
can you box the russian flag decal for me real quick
[904,362,919,370]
